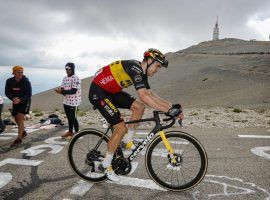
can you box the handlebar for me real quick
[125,110,182,130]
[153,110,182,130]
[161,118,176,130]
[162,117,173,122]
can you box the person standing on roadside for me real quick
[0,96,6,133]
[5,66,32,147]
[55,63,81,140]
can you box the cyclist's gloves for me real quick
[172,104,182,110]
[166,104,182,117]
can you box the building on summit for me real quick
[213,16,219,41]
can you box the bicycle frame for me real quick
[99,111,176,162]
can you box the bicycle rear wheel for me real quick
[68,128,109,183]
[145,131,208,191]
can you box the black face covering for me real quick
[65,62,75,76]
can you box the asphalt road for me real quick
[0,125,269,200]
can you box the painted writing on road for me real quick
[238,134,270,160]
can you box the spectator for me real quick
[55,62,81,140]
[5,66,32,147]
[0,96,6,133]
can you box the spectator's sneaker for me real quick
[105,166,120,182]
[61,131,73,140]
[10,138,22,148]
[22,131,27,139]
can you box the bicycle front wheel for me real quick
[145,131,208,191]
[68,128,109,183]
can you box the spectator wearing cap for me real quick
[0,96,5,133]
[55,63,81,139]
[5,66,32,147]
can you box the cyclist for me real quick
[89,48,184,181]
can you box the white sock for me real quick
[102,152,114,168]
[122,129,135,144]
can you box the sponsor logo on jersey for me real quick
[135,83,146,89]
[100,99,117,116]
[104,98,118,113]
[120,79,133,88]
[131,65,143,74]
[99,75,114,85]
[104,105,115,116]
[92,94,98,100]
[134,75,142,82]
[100,100,105,106]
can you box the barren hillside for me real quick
[30,38,270,111]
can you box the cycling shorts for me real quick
[12,100,31,116]
[89,82,136,126]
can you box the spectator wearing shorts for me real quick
[5,66,32,147]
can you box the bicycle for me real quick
[67,110,208,191]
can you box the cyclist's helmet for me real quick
[143,48,168,68]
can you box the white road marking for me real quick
[238,135,270,139]
[0,136,13,140]
[129,162,139,175]
[0,133,18,140]
[1,133,18,136]
[0,158,43,167]
[0,172,12,189]
[108,176,165,191]
[206,180,255,197]
[70,180,94,196]
[25,128,40,133]
[69,162,139,196]
[170,140,189,144]
[70,174,270,197]
[136,131,148,135]
[199,175,270,199]
[21,144,64,156]
[250,147,270,159]
[45,137,69,145]
[11,128,39,133]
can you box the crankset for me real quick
[112,156,132,175]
